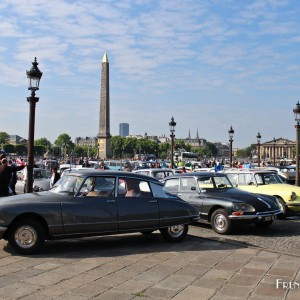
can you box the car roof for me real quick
[164,172,225,179]
[133,168,173,172]
[224,169,276,174]
[65,169,161,183]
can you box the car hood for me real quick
[208,188,279,211]
[0,191,64,205]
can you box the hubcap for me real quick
[214,214,227,231]
[14,226,37,249]
[168,225,184,237]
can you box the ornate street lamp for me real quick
[169,116,176,168]
[257,132,261,167]
[293,101,300,186]
[26,58,43,193]
[228,126,234,167]
[273,137,276,166]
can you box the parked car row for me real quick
[1,164,298,255]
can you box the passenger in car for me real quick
[125,179,141,197]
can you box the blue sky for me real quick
[1,0,300,148]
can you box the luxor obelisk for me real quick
[97,52,111,159]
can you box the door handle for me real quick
[178,194,182,196]
[106,199,116,203]
[149,200,157,203]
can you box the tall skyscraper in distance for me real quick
[119,123,129,137]
[97,52,111,159]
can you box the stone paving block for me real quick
[95,273,133,287]
[143,286,178,299]
[14,267,45,278]
[0,256,26,267]
[150,263,182,277]
[239,267,267,276]
[243,261,274,270]
[22,270,73,286]
[193,256,225,267]
[0,264,21,276]
[111,279,153,294]
[175,263,210,277]
[154,274,195,291]
[17,291,53,300]
[0,274,23,288]
[261,274,291,284]
[70,282,110,297]
[229,273,261,286]
[216,283,253,298]
[133,270,168,284]
[268,267,297,277]
[234,248,260,256]
[173,285,215,300]
[204,267,236,279]
[133,258,160,269]
[286,288,300,300]
[252,282,288,298]
[215,261,245,271]
[93,290,133,300]
[192,277,226,289]
[33,261,62,270]
[0,282,41,300]
[55,293,89,300]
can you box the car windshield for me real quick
[254,173,283,185]
[197,175,233,189]
[51,174,84,194]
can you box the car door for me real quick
[179,177,205,213]
[61,176,118,235]
[116,177,159,231]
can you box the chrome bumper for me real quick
[286,202,300,207]
[229,210,282,220]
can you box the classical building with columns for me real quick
[259,138,295,161]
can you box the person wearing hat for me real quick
[0,158,25,196]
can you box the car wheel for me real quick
[211,209,232,234]
[276,197,287,219]
[8,219,45,254]
[255,220,273,228]
[160,224,188,242]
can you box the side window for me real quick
[180,177,196,192]
[118,178,153,198]
[238,174,246,185]
[164,178,179,193]
[85,177,115,197]
[227,174,237,185]
[245,173,254,185]
[197,177,214,189]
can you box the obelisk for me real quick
[97,52,111,159]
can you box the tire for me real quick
[276,197,287,219]
[160,224,188,242]
[8,219,45,254]
[211,209,232,234]
[255,220,274,228]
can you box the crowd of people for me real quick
[0,154,26,196]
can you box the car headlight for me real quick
[290,192,296,201]
[233,203,255,212]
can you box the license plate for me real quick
[262,216,275,221]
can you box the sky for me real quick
[1,0,300,149]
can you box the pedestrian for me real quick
[50,166,61,188]
[0,158,25,196]
[9,159,18,195]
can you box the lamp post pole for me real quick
[228,126,234,168]
[26,58,42,193]
[257,132,261,167]
[273,137,276,166]
[293,101,300,186]
[169,117,176,169]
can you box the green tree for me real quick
[54,133,74,156]
[15,144,27,156]
[111,136,125,158]
[159,142,170,159]
[3,144,15,154]
[0,132,10,147]
[35,138,51,149]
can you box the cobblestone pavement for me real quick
[0,227,300,300]
[189,215,300,256]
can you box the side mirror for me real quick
[191,187,196,191]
